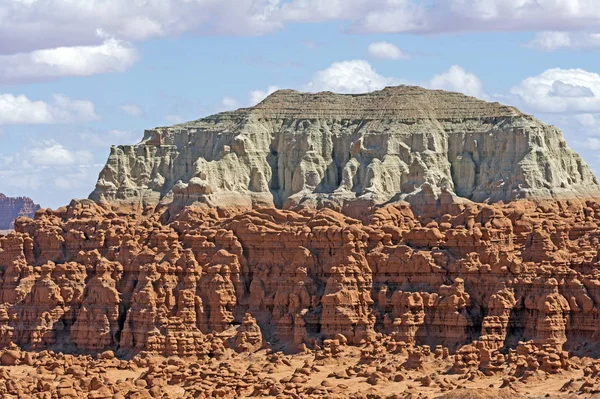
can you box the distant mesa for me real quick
[0,194,40,231]
[89,85,600,213]
[3,86,600,396]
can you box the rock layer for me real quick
[2,197,600,359]
[0,194,39,230]
[90,86,600,211]
[3,86,600,399]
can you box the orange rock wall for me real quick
[1,199,600,356]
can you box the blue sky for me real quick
[1,0,600,208]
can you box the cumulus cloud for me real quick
[259,62,485,100]
[548,113,600,139]
[0,139,100,203]
[0,34,138,83]
[506,68,600,178]
[0,130,147,207]
[575,113,600,130]
[249,86,281,105]
[120,104,144,117]
[526,31,572,51]
[549,81,594,98]
[279,0,600,34]
[3,0,600,57]
[306,60,401,94]
[278,0,424,29]
[54,167,100,190]
[0,94,98,125]
[428,66,486,99]
[510,68,600,113]
[27,140,94,166]
[585,137,600,150]
[527,31,600,51]
[367,42,410,60]
[0,0,283,54]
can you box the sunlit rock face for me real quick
[89,86,600,213]
[2,86,600,398]
[2,197,600,357]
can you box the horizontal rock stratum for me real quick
[90,86,600,211]
[5,87,600,398]
[4,197,600,397]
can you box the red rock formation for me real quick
[0,194,39,230]
[232,313,263,352]
[2,198,600,361]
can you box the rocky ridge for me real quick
[2,198,600,397]
[5,198,600,356]
[90,86,600,211]
[0,194,39,230]
[3,86,600,398]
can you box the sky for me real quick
[1,0,600,209]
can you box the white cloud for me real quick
[367,41,410,60]
[279,0,377,24]
[256,62,483,102]
[574,113,600,129]
[585,137,600,150]
[3,0,600,57]
[546,113,600,135]
[527,31,600,51]
[0,93,98,125]
[510,68,600,113]
[0,34,138,83]
[505,68,600,181]
[278,0,600,35]
[540,112,600,183]
[249,86,281,105]
[0,0,283,54]
[0,139,99,197]
[120,104,144,117]
[428,66,486,98]
[526,31,572,51]
[549,81,594,98]
[306,60,400,94]
[53,166,100,190]
[27,140,94,166]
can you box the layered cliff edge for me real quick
[0,194,40,230]
[4,87,600,397]
[90,86,600,212]
[4,198,600,365]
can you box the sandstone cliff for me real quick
[4,86,600,399]
[0,194,39,230]
[90,86,600,211]
[2,197,600,360]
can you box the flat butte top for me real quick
[180,86,525,126]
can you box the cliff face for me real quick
[1,197,600,360]
[90,86,600,211]
[4,86,600,398]
[0,194,39,230]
